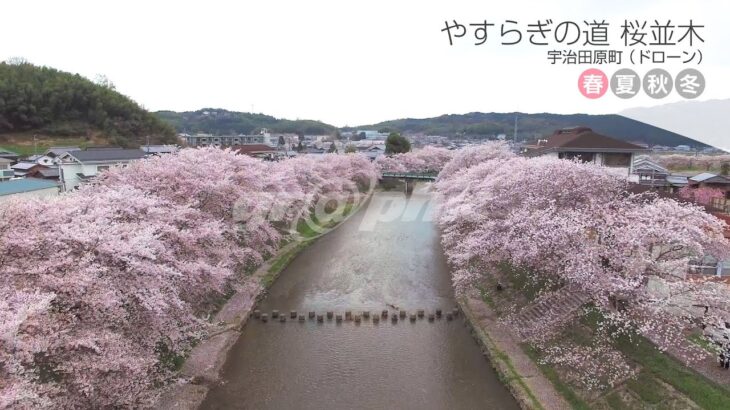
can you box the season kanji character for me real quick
[578,68,608,98]
[615,75,637,95]
[643,68,673,98]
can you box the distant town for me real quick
[1,126,728,206]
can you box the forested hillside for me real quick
[156,109,336,136]
[0,61,176,146]
[350,112,707,148]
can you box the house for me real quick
[0,149,20,162]
[141,145,179,155]
[524,127,648,175]
[183,130,275,148]
[304,147,326,155]
[665,175,689,190]
[0,158,14,181]
[0,179,59,202]
[632,156,670,187]
[44,146,80,160]
[11,162,47,178]
[688,173,730,198]
[34,168,60,180]
[235,144,278,159]
[358,145,385,161]
[58,148,146,191]
[25,154,55,166]
[631,156,687,191]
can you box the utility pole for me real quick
[513,113,518,142]
[33,134,38,155]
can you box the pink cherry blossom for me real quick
[0,148,377,408]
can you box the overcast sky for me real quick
[2,0,729,127]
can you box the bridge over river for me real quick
[380,171,437,181]
[202,184,518,409]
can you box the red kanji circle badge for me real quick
[578,68,608,99]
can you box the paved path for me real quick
[462,292,571,410]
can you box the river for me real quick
[202,184,519,409]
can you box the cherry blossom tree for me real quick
[654,154,730,172]
[375,146,454,174]
[434,146,730,388]
[678,185,725,206]
[0,147,377,408]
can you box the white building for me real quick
[0,158,13,181]
[25,154,55,166]
[58,148,146,191]
[182,129,275,148]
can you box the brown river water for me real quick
[202,185,519,409]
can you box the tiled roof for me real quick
[527,127,648,156]
[67,149,146,162]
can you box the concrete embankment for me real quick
[458,292,570,410]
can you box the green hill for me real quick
[0,61,176,148]
[156,109,337,136]
[348,112,707,148]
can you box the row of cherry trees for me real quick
[433,143,730,388]
[374,146,453,174]
[653,154,730,172]
[0,148,377,408]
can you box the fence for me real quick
[711,197,730,213]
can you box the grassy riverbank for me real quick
[475,266,730,410]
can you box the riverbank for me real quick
[458,292,570,410]
[155,199,366,409]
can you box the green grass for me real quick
[605,392,628,409]
[615,333,730,409]
[688,333,721,354]
[296,202,355,239]
[493,348,544,410]
[1,137,91,156]
[522,344,591,410]
[626,371,665,404]
[478,286,496,309]
[499,262,556,302]
[262,241,310,287]
[577,309,730,409]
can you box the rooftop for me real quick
[45,146,80,157]
[236,144,278,155]
[0,179,59,196]
[11,162,42,170]
[142,145,179,154]
[66,148,146,162]
[690,173,730,184]
[0,149,19,158]
[526,127,648,156]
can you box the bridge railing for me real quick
[380,172,438,180]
